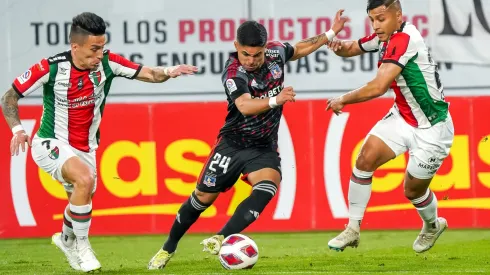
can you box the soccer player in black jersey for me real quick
[148,10,348,270]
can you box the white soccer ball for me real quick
[218,234,259,270]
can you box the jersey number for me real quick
[41,140,51,150]
[209,153,231,174]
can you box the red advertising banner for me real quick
[1,97,489,238]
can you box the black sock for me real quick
[163,191,209,253]
[218,180,277,237]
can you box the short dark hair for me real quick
[70,12,106,42]
[367,0,401,13]
[237,21,268,47]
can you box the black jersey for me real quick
[218,41,295,150]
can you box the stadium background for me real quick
[1,0,489,239]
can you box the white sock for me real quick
[62,205,75,247]
[411,189,438,232]
[69,202,92,243]
[348,167,373,231]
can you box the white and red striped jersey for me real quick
[12,50,142,152]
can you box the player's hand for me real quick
[165,64,199,78]
[331,9,350,35]
[10,130,31,156]
[276,86,296,105]
[326,96,345,116]
[326,39,342,52]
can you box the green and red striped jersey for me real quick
[12,50,142,152]
[359,22,448,128]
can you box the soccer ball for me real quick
[218,234,259,270]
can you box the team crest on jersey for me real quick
[91,71,102,86]
[203,175,216,187]
[268,62,282,79]
[48,146,60,160]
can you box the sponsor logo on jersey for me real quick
[56,82,71,88]
[48,55,67,63]
[17,70,32,85]
[77,77,83,90]
[238,66,246,73]
[36,62,45,71]
[251,79,259,89]
[251,85,283,99]
[266,49,280,58]
[226,79,237,93]
[58,67,68,75]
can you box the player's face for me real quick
[234,41,266,72]
[368,6,402,42]
[71,35,106,70]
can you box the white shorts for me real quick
[31,135,97,193]
[368,107,454,179]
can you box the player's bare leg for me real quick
[148,190,218,269]
[201,168,280,254]
[405,173,447,253]
[328,135,395,251]
[61,157,100,272]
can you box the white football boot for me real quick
[328,226,360,252]
[76,237,101,272]
[413,217,448,253]
[51,232,81,271]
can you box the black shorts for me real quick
[196,137,282,193]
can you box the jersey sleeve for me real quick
[12,59,50,98]
[222,65,250,102]
[267,41,295,63]
[358,33,380,53]
[381,32,417,68]
[107,51,142,79]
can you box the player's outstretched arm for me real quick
[325,40,364,57]
[1,88,22,130]
[235,87,296,116]
[289,9,349,61]
[1,88,31,155]
[326,62,402,115]
[135,65,198,83]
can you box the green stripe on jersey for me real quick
[37,63,59,138]
[96,53,115,145]
[401,53,448,125]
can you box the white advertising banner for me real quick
[429,0,490,65]
[0,0,489,97]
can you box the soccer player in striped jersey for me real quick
[325,0,453,253]
[1,12,197,272]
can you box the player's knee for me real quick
[74,172,95,195]
[404,188,419,201]
[404,185,426,201]
[355,152,377,171]
[194,189,218,205]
